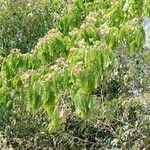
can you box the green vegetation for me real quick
[0,0,64,55]
[0,0,150,149]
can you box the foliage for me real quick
[0,93,149,149]
[0,0,149,128]
[0,0,65,55]
[0,0,150,149]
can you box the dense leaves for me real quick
[0,0,150,149]
[0,0,65,55]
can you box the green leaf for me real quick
[43,87,56,116]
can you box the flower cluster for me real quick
[73,61,84,76]
[60,0,75,17]
[77,39,87,49]
[68,28,79,37]
[81,11,100,29]
[35,29,62,50]
[53,12,61,22]
[98,24,110,36]
[69,47,78,53]
[20,70,34,85]
[51,57,68,71]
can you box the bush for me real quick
[0,0,150,149]
[0,0,62,55]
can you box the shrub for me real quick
[0,1,150,149]
[0,0,63,55]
